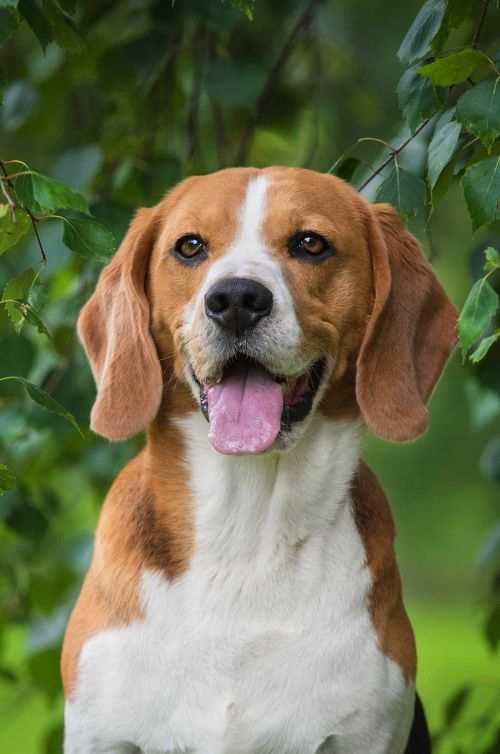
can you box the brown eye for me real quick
[300,235,325,254]
[173,234,208,265]
[288,231,334,263]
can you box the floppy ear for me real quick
[78,207,163,441]
[356,203,458,442]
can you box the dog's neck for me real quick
[148,411,365,571]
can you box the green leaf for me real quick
[41,0,84,53]
[444,686,470,724]
[470,333,499,362]
[0,7,20,44]
[457,278,499,358]
[462,156,500,231]
[427,120,462,190]
[397,0,446,64]
[1,376,81,433]
[0,464,16,495]
[417,48,486,86]
[333,157,361,182]
[12,302,54,347]
[18,0,53,51]
[0,207,31,255]
[375,165,426,221]
[430,157,457,211]
[15,171,89,214]
[397,65,445,133]
[224,0,254,20]
[431,0,473,54]
[61,217,115,263]
[484,246,500,271]
[3,266,37,331]
[456,77,500,150]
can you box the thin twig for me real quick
[357,118,430,192]
[472,0,490,48]
[235,0,323,164]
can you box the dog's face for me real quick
[78,167,457,453]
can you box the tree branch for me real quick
[472,0,490,48]
[357,118,430,192]
[235,0,323,164]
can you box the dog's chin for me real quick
[187,354,327,456]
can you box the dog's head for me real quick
[78,167,457,454]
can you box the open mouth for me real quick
[191,355,326,455]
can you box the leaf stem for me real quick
[358,118,429,192]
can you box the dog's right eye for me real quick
[173,234,208,265]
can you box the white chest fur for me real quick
[65,416,414,754]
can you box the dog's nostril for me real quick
[205,277,273,337]
[208,292,230,314]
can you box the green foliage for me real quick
[0,0,499,751]
[456,77,500,149]
[458,247,500,361]
[417,48,487,85]
[375,163,426,219]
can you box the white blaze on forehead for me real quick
[204,174,272,285]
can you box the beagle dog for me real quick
[62,167,457,754]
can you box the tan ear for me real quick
[78,207,163,441]
[356,203,458,442]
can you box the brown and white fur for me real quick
[62,167,457,754]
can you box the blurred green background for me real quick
[0,1,499,752]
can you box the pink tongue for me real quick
[206,361,283,455]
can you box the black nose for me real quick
[205,277,273,337]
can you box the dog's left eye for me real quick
[288,232,334,262]
[174,234,208,264]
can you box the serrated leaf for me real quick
[375,165,426,221]
[462,156,500,231]
[444,687,470,724]
[427,120,462,189]
[41,0,85,53]
[397,0,446,64]
[2,376,81,433]
[418,48,486,86]
[397,65,445,133]
[457,278,499,358]
[484,246,500,271]
[18,0,53,51]
[0,464,16,495]
[61,217,115,263]
[0,7,20,44]
[470,332,499,362]
[456,77,500,150]
[0,208,31,255]
[3,266,37,332]
[15,171,89,214]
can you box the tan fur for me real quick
[66,166,457,700]
[351,462,417,682]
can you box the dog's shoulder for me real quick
[351,460,416,682]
